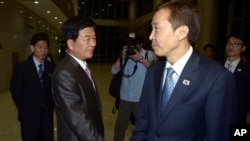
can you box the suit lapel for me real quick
[234,60,243,74]
[160,51,200,120]
[27,56,42,85]
[65,54,101,109]
[154,61,166,121]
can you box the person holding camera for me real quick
[111,35,157,141]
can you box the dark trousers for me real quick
[113,100,138,141]
[20,107,54,141]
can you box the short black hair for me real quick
[157,1,200,44]
[61,16,96,41]
[225,33,246,46]
[30,32,50,46]
[203,43,215,52]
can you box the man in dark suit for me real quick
[130,1,237,141]
[51,16,105,141]
[223,34,250,123]
[10,32,55,141]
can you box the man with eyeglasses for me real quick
[224,33,250,123]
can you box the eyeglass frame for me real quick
[226,42,244,47]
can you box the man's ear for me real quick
[176,25,189,41]
[67,39,74,50]
[30,45,34,52]
[242,45,246,52]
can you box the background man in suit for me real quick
[51,16,105,141]
[202,43,216,60]
[130,1,237,141]
[224,34,250,123]
[10,32,55,141]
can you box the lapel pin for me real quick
[183,79,190,85]
[237,68,242,72]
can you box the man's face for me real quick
[68,27,96,60]
[203,48,214,58]
[31,40,48,62]
[225,37,245,58]
[149,9,179,58]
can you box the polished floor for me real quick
[0,63,134,141]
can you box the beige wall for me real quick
[0,1,61,92]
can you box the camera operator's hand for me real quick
[128,49,143,62]
[121,46,128,59]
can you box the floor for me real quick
[0,63,134,141]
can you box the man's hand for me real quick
[128,49,143,62]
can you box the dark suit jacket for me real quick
[230,60,250,123]
[52,53,105,141]
[10,55,55,121]
[130,51,237,141]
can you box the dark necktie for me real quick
[38,64,43,80]
[161,67,175,115]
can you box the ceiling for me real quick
[16,0,67,32]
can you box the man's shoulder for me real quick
[147,60,165,71]
[15,58,33,67]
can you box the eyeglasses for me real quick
[226,42,243,47]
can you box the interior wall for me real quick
[0,1,60,92]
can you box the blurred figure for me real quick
[202,43,216,59]
[241,52,249,62]
[10,32,55,141]
[112,34,157,141]
[130,1,237,141]
[51,16,105,141]
[46,53,55,63]
[223,33,250,123]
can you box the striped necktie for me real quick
[161,67,175,116]
[227,62,233,72]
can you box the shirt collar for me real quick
[166,46,193,76]
[68,53,87,70]
[33,56,44,67]
[225,58,240,66]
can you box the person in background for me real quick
[10,32,55,141]
[202,43,216,59]
[130,1,237,141]
[223,33,250,123]
[51,16,105,141]
[112,34,157,141]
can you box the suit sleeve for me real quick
[130,70,151,141]
[10,64,23,109]
[205,71,237,141]
[52,70,104,141]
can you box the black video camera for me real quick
[126,33,139,56]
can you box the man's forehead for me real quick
[152,9,169,23]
